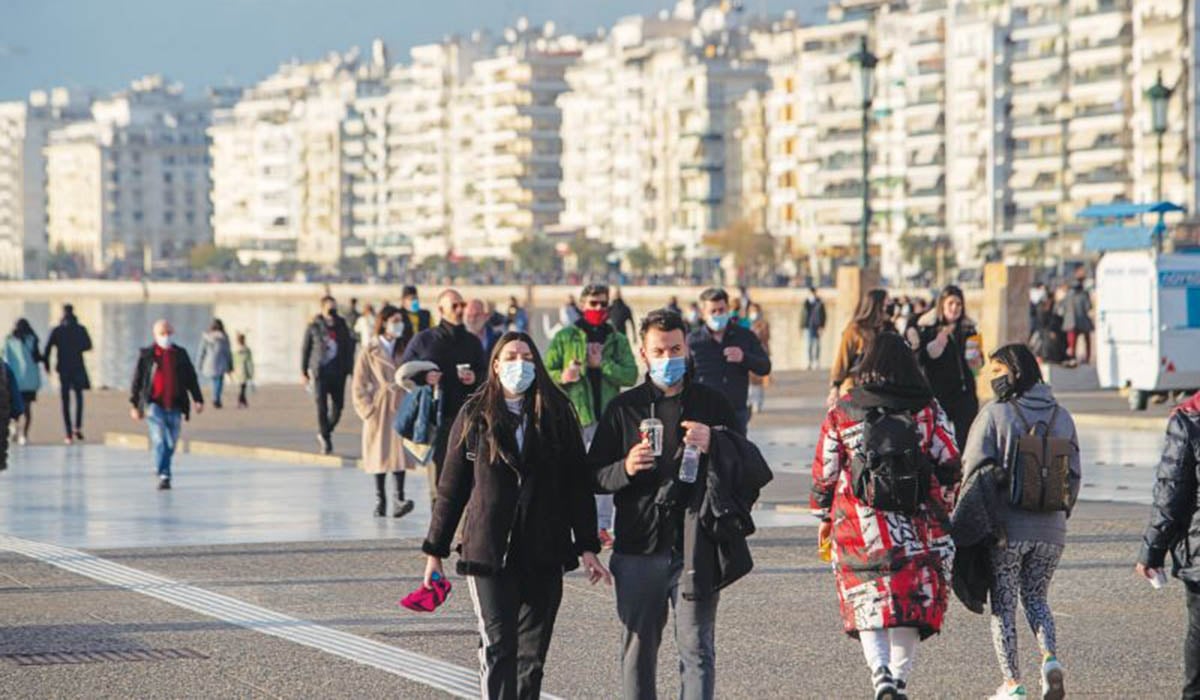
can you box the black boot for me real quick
[373,474,387,517]
[393,498,414,518]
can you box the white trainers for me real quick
[1041,658,1065,700]
[16,434,26,446]
[989,683,1028,699]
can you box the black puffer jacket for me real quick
[1139,393,1200,583]
[422,397,600,576]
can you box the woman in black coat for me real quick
[421,331,611,700]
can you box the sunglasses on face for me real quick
[585,300,609,309]
[449,302,466,310]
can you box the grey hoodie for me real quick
[960,383,1082,546]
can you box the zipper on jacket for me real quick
[498,437,524,570]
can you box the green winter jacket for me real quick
[544,323,638,427]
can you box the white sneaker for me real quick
[989,683,1027,699]
[16,434,26,446]
[1041,658,1065,700]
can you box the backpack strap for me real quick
[1010,401,1033,434]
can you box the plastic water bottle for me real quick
[679,444,701,483]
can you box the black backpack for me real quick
[851,408,932,514]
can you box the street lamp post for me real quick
[1146,70,1174,203]
[850,36,878,270]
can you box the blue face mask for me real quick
[648,356,687,389]
[706,313,731,332]
[498,360,536,394]
[408,299,420,313]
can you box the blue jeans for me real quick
[806,328,821,368]
[146,403,182,478]
[210,375,225,405]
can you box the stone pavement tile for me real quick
[0,553,453,699]
[55,501,1183,699]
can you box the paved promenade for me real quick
[0,370,1189,698]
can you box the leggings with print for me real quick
[989,541,1064,682]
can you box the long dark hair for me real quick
[209,318,225,334]
[12,318,35,340]
[852,289,892,340]
[458,331,576,460]
[988,343,1043,399]
[854,331,932,396]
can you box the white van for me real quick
[1095,249,1200,409]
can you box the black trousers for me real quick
[1186,583,1200,699]
[59,380,83,436]
[238,382,249,406]
[313,370,346,441]
[466,567,564,700]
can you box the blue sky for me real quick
[1,0,824,100]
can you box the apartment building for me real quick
[0,89,92,278]
[44,76,220,273]
[449,21,582,260]
[558,2,769,265]
[209,46,385,268]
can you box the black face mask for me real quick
[991,374,1016,401]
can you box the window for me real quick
[164,212,174,225]
[163,171,173,184]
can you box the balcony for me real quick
[1072,102,1125,119]
[1072,66,1124,85]
[1074,168,1128,184]
[1072,0,1131,18]
[1012,8,1066,27]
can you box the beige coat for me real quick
[351,339,410,474]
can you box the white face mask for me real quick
[155,334,172,349]
[498,360,536,394]
[385,321,405,338]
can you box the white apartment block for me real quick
[449,21,581,260]
[0,89,91,279]
[209,46,386,268]
[346,37,490,263]
[558,2,769,265]
[45,76,218,273]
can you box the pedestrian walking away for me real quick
[829,289,893,408]
[802,287,827,370]
[907,285,983,451]
[399,288,487,507]
[402,285,433,334]
[129,320,204,490]
[957,344,1080,700]
[231,333,254,408]
[43,303,92,444]
[422,331,611,700]
[197,319,233,409]
[1058,273,1093,365]
[505,296,529,334]
[545,283,639,550]
[302,295,356,455]
[559,294,581,327]
[811,332,960,700]
[1136,389,1200,699]
[747,303,772,416]
[609,288,636,337]
[0,358,25,470]
[352,305,416,519]
[588,308,739,700]
[687,287,770,434]
[4,319,41,445]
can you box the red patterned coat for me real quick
[811,400,960,639]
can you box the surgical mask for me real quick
[408,299,420,312]
[324,305,337,317]
[686,310,699,324]
[706,313,731,332]
[991,374,1015,401]
[498,360,536,394]
[648,356,687,389]
[749,313,761,322]
[386,321,405,338]
[155,334,173,350]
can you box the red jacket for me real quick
[811,399,960,639]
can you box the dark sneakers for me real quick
[157,477,171,490]
[316,433,333,455]
[873,668,898,700]
[393,499,415,519]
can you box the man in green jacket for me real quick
[545,283,638,547]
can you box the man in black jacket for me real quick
[687,287,771,434]
[1137,391,1200,697]
[608,288,635,336]
[400,288,486,503]
[589,308,737,700]
[301,295,355,454]
[129,320,204,490]
[44,303,93,444]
